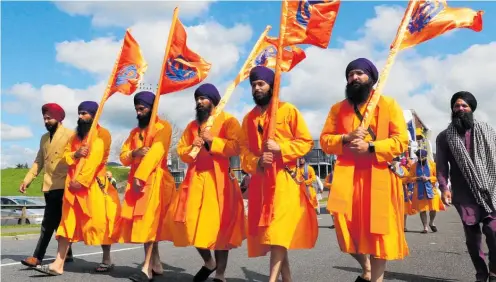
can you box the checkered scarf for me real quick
[446,120,496,213]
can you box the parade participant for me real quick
[406,149,445,233]
[436,91,496,282]
[239,66,318,282]
[400,157,416,232]
[164,83,245,282]
[34,101,120,275]
[113,91,176,282]
[296,157,320,214]
[20,103,75,267]
[320,58,409,282]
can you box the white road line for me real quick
[1,246,142,267]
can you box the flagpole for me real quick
[360,0,417,129]
[71,29,128,181]
[187,25,273,159]
[144,7,179,146]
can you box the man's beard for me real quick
[253,89,273,107]
[195,103,213,124]
[137,112,152,129]
[76,118,93,140]
[451,111,474,135]
[45,122,58,135]
[345,80,373,105]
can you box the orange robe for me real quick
[164,112,245,250]
[296,165,318,208]
[406,160,446,212]
[320,96,409,260]
[56,126,121,245]
[240,102,318,258]
[113,118,176,243]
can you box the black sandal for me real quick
[355,276,371,282]
[95,263,114,273]
[429,225,438,232]
[193,266,217,282]
[129,271,153,282]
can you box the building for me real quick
[306,139,335,179]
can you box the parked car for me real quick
[1,196,45,225]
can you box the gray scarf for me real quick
[446,120,496,213]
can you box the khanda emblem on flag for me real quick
[255,46,277,66]
[115,64,140,86]
[296,0,324,27]
[165,55,197,82]
[408,0,444,33]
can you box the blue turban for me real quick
[249,66,274,87]
[134,91,155,109]
[345,58,379,84]
[78,101,98,117]
[194,83,221,106]
[415,149,428,159]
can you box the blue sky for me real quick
[1,1,495,167]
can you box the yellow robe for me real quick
[401,166,417,216]
[240,102,318,258]
[406,160,446,212]
[113,118,176,243]
[164,112,245,250]
[320,96,409,260]
[56,126,121,245]
[296,165,318,208]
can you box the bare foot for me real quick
[151,255,164,275]
[362,269,372,281]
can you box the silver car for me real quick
[1,196,45,225]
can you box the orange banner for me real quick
[281,0,341,48]
[159,18,211,95]
[392,0,483,50]
[108,30,148,97]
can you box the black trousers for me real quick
[33,189,73,261]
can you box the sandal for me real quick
[429,225,438,232]
[33,264,62,276]
[421,230,428,234]
[193,266,217,282]
[129,271,153,282]
[95,263,114,273]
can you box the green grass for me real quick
[1,230,40,237]
[1,167,130,196]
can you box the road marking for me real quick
[317,217,322,220]
[1,246,142,267]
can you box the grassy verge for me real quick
[1,167,130,196]
[1,224,41,230]
[1,230,40,237]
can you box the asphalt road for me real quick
[1,207,485,282]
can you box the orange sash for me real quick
[327,97,392,235]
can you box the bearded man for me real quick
[239,66,318,282]
[164,83,245,282]
[34,101,120,276]
[436,91,496,282]
[320,58,409,282]
[113,91,176,282]
[20,103,75,268]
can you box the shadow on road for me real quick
[334,266,459,282]
[241,266,271,281]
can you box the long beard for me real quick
[345,80,373,105]
[45,123,58,135]
[76,118,93,140]
[451,111,474,135]
[253,89,273,107]
[137,112,152,129]
[195,104,213,124]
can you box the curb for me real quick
[1,233,39,240]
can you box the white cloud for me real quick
[54,1,214,27]
[1,124,34,141]
[0,145,37,169]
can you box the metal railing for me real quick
[1,205,45,225]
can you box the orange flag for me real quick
[241,36,306,82]
[393,0,483,50]
[281,0,341,48]
[160,19,211,94]
[109,29,147,97]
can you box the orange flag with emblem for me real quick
[281,0,341,48]
[393,0,483,50]
[159,18,211,94]
[109,29,147,97]
[241,35,306,82]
